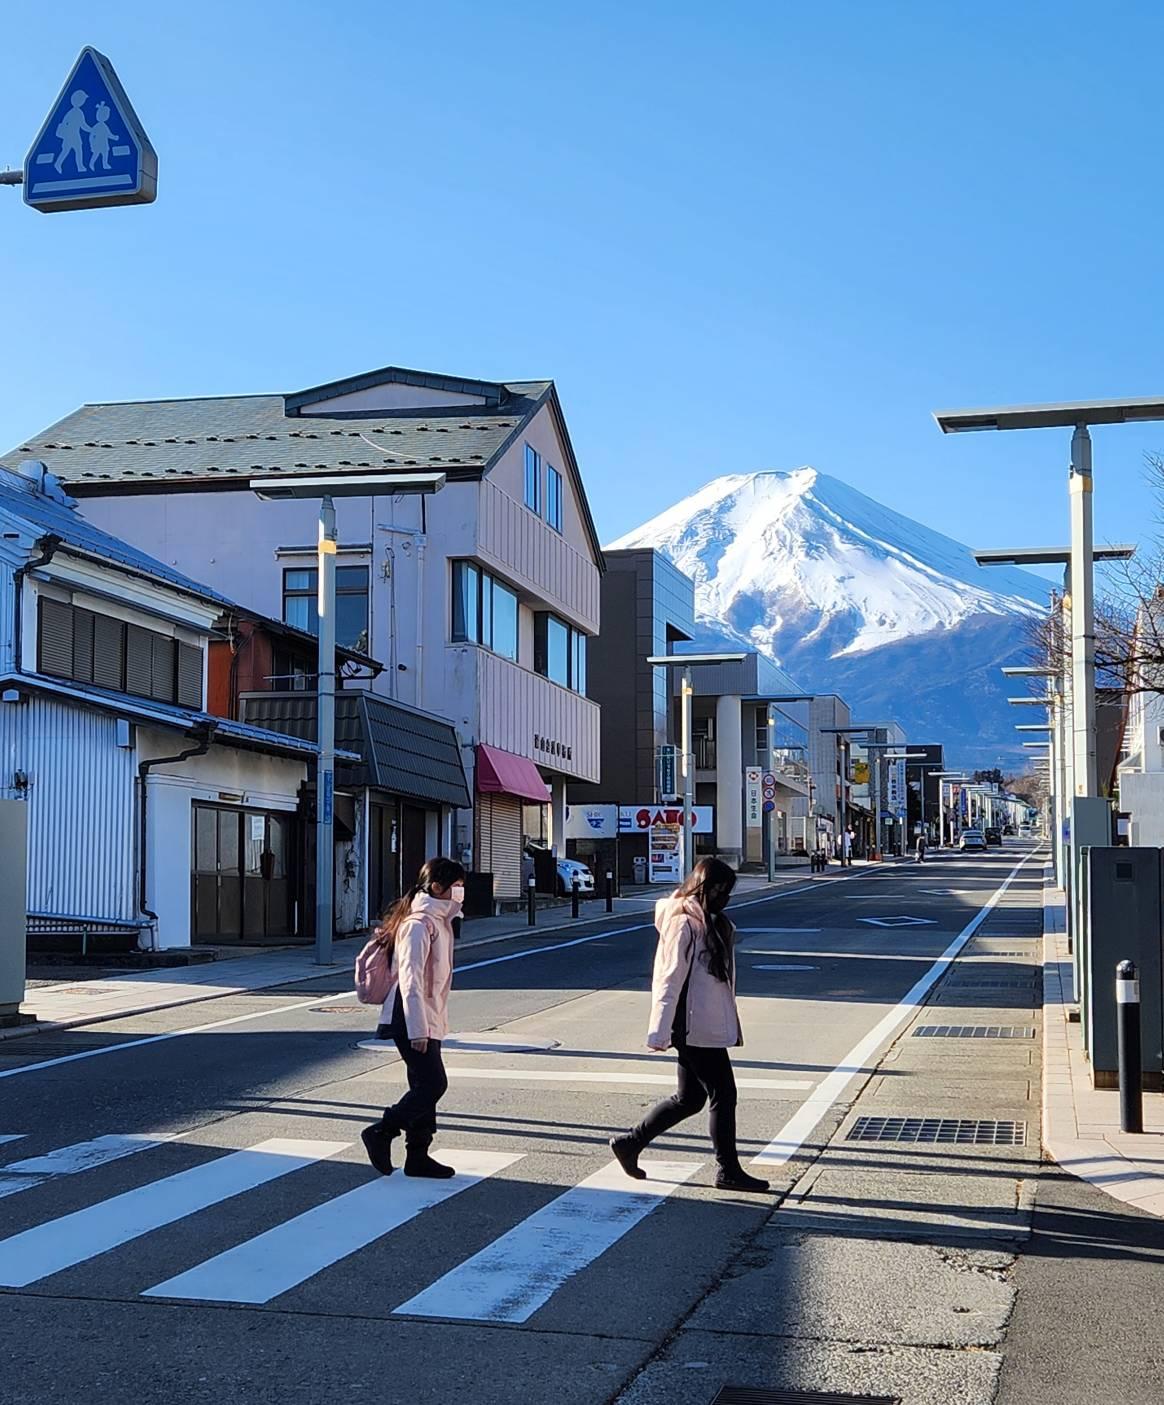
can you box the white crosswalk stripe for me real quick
[144,1148,522,1304]
[0,1137,346,1289]
[395,1158,702,1323]
[0,1135,25,1146]
[0,1134,177,1202]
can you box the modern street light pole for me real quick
[252,471,445,964]
[1069,424,1097,796]
[934,771,968,848]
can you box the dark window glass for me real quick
[524,443,541,513]
[547,466,563,532]
[283,564,369,651]
[451,561,480,642]
[573,630,587,695]
[480,572,493,650]
[535,612,588,693]
[547,617,569,686]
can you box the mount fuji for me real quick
[608,468,1050,769]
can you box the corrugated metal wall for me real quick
[0,695,136,919]
[475,792,522,901]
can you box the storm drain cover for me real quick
[914,1025,1034,1039]
[848,1116,1026,1145]
[709,1389,900,1404]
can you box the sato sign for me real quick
[24,48,157,212]
[620,805,713,835]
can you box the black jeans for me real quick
[379,995,448,1145]
[632,1035,740,1172]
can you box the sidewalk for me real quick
[8,872,807,1041]
[1042,880,1164,1216]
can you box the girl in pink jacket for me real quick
[610,858,769,1193]
[360,857,465,1179]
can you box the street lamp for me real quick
[646,652,748,878]
[251,471,446,964]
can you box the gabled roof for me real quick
[0,466,234,609]
[2,365,605,567]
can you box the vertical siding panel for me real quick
[474,649,600,782]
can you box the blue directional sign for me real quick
[23,48,157,213]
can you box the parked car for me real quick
[984,827,1002,846]
[959,829,987,851]
[524,844,595,897]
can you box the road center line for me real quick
[751,848,1042,1168]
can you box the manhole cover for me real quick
[914,1025,1034,1039]
[848,1116,1026,1146]
[710,1389,900,1404]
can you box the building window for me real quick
[282,566,369,652]
[534,613,588,694]
[546,465,563,533]
[451,561,518,662]
[524,443,541,514]
[37,597,202,709]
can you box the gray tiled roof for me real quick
[3,377,552,496]
[0,467,234,608]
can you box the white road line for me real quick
[144,1148,521,1305]
[0,874,872,1083]
[0,1133,178,1202]
[0,1176,45,1201]
[395,1158,702,1323]
[738,928,822,934]
[0,1135,25,1146]
[752,964,819,972]
[0,1137,346,1288]
[425,1067,811,1091]
[751,849,1041,1169]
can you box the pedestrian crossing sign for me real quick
[23,47,157,213]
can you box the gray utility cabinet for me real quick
[0,798,28,1024]
[1083,847,1164,1089]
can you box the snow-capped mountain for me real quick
[608,468,1050,768]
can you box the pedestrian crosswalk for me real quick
[0,1130,707,1320]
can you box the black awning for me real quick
[239,690,470,810]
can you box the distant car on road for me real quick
[959,829,987,851]
[984,827,1002,846]
[1003,824,1016,836]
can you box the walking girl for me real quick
[358,857,465,1179]
[610,858,769,1193]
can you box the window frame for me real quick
[450,561,519,663]
[534,612,589,695]
[546,464,564,533]
[524,443,542,515]
[281,564,370,652]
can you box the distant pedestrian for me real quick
[843,828,854,867]
[357,857,466,1179]
[915,831,927,864]
[609,858,769,1194]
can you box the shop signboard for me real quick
[564,804,619,839]
[745,767,762,829]
[620,805,713,834]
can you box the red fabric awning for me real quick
[476,744,550,805]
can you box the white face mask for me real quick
[449,883,466,906]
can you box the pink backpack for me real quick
[354,937,392,1005]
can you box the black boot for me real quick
[715,1163,770,1193]
[609,1133,647,1180]
[404,1134,455,1179]
[361,1119,399,1176]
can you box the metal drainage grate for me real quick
[311,1005,366,1013]
[966,951,1027,958]
[848,1116,1026,1146]
[947,978,1037,989]
[710,1391,899,1405]
[914,1025,1034,1039]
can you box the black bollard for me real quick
[605,869,614,913]
[527,875,536,928]
[572,876,580,919]
[1117,959,1144,1134]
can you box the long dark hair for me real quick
[373,856,466,955]
[676,857,737,983]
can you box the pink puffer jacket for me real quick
[647,895,743,1049]
[379,892,459,1040]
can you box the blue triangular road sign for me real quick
[23,48,157,213]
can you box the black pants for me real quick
[632,1036,740,1171]
[379,995,448,1145]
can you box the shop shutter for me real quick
[177,642,203,709]
[37,598,74,678]
[150,634,176,702]
[125,625,153,697]
[92,614,125,691]
[489,793,523,901]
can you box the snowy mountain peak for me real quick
[608,468,1047,661]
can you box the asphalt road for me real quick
[0,846,1038,1405]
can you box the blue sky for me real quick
[2,0,1163,572]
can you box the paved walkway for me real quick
[9,872,810,1039]
[1043,877,1164,1217]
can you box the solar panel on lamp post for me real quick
[251,472,446,965]
[645,653,748,879]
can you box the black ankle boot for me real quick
[404,1140,456,1179]
[361,1121,398,1176]
[609,1134,647,1180]
[715,1165,770,1193]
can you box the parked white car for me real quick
[555,858,595,896]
